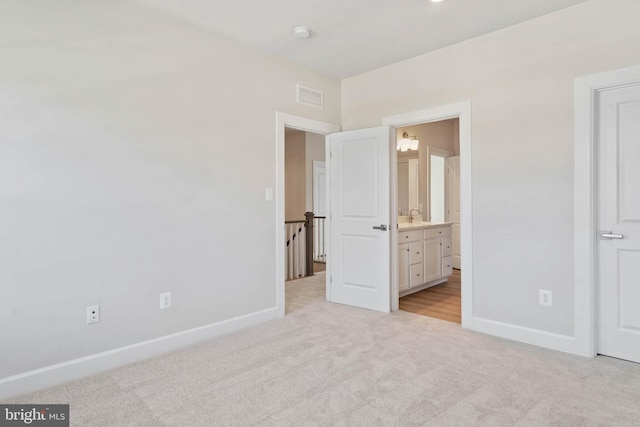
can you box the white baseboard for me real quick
[0,307,281,400]
[468,316,582,356]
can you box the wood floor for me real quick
[399,269,461,324]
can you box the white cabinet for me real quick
[398,225,453,296]
[398,230,423,293]
[441,236,453,277]
[423,238,442,283]
[398,242,410,292]
[408,241,424,286]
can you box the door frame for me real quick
[382,101,473,323]
[276,112,340,317]
[574,64,640,357]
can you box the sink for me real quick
[398,221,426,229]
[398,215,410,223]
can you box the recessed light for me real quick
[293,26,311,39]
[431,0,444,2]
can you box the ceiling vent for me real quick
[297,85,323,108]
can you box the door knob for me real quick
[600,231,623,240]
[372,224,388,231]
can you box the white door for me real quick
[597,83,640,363]
[447,156,461,269]
[328,126,391,312]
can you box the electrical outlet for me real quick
[87,305,100,324]
[160,292,172,309]
[539,290,552,307]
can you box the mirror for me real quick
[397,156,419,216]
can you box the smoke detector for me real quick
[293,26,311,39]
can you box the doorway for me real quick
[383,101,473,326]
[284,128,327,279]
[393,119,462,324]
[276,113,339,318]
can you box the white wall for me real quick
[342,0,640,339]
[0,0,340,390]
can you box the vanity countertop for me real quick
[397,221,452,230]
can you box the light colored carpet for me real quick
[6,272,640,426]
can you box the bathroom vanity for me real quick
[397,222,453,296]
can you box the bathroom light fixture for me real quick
[397,132,420,151]
[293,26,311,39]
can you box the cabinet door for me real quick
[398,243,410,292]
[424,238,442,283]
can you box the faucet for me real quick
[409,208,421,223]
[398,208,403,216]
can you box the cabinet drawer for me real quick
[409,241,422,264]
[398,243,410,292]
[442,256,453,277]
[398,229,422,242]
[441,237,452,257]
[424,226,451,240]
[409,263,424,287]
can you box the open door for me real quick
[327,126,392,312]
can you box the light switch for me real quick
[265,187,273,201]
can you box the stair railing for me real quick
[313,216,326,263]
[285,211,323,280]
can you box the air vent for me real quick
[297,85,323,108]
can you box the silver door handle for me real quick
[600,231,623,240]
[373,224,388,231]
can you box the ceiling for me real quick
[130,0,589,79]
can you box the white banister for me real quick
[313,216,327,263]
[285,221,306,280]
[285,213,326,281]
